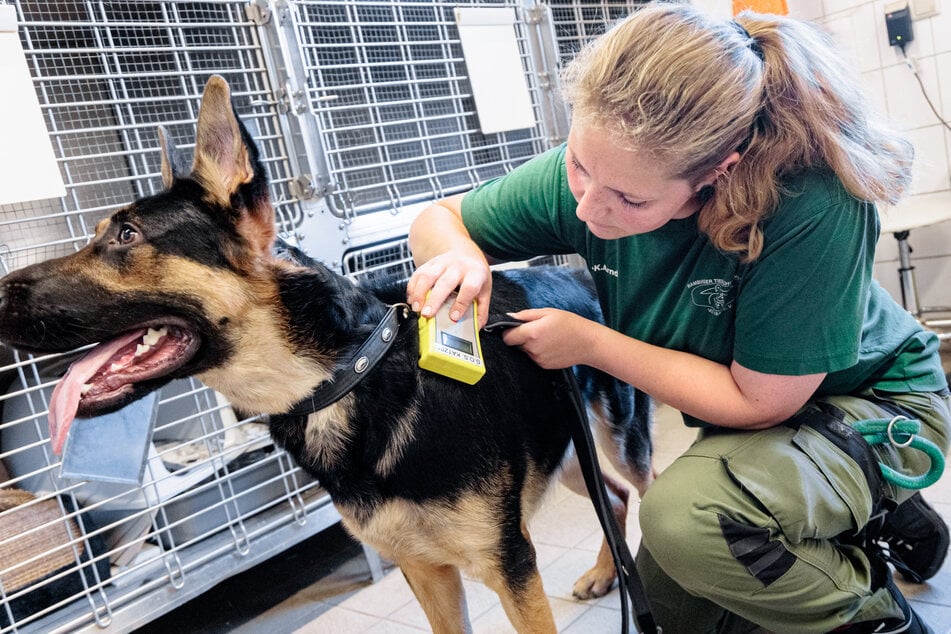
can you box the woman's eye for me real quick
[619,196,645,208]
[117,224,138,244]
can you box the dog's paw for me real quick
[571,567,617,600]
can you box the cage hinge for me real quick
[289,175,316,200]
[290,175,337,201]
[523,4,550,25]
[245,0,271,25]
[284,82,310,115]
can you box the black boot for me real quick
[878,492,949,583]
[837,551,935,633]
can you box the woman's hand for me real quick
[406,248,493,327]
[406,194,494,327]
[500,308,601,369]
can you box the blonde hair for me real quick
[560,2,913,260]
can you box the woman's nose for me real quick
[574,188,604,221]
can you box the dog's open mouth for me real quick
[49,324,199,455]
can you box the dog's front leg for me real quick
[399,559,472,634]
[480,522,557,634]
[489,570,557,634]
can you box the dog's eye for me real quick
[117,224,139,245]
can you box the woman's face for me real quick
[566,123,708,239]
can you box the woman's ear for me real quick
[695,151,742,191]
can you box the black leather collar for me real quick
[282,303,412,417]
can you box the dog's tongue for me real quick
[49,329,146,455]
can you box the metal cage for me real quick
[296,0,545,218]
[0,1,644,631]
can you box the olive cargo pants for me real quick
[636,388,951,633]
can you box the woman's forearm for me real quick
[408,195,471,266]
[579,321,824,430]
[407,195,494,324]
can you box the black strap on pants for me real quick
[784,403,906,574]
[785,402,889,516]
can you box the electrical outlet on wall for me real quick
[885,2,915,48]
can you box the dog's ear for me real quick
[192,75,255,207]
[157,125,188,190]
[192,75,275,258]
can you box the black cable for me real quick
[900,45,951,133]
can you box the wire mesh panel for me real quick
[0,0,304,273]
[0,368,330,632]
[291,0,549,219]
[335,0,644,282]
[342,238,416,283]
[546,0,645,62]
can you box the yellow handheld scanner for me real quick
[418,293,485,384]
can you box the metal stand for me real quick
[894,231,951,339]
[896,230,921,316]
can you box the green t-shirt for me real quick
[462,145,946,426]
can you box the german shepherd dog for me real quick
[0,77,652,633]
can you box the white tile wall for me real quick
[883,59,941,130]
[861,68,890,115]
[795,0,826,20]
[908,125,951,194]
[937,52,951,118]
[789,0,951,310]
[823,0,865,18]
[933,4,951,54]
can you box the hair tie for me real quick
[730,20,765,62]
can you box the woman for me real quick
[406,3,949,632]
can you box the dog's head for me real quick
[0,76,287,452]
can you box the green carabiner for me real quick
[852,416,946,489]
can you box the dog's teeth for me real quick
[110,363,123,372]
[143,326,167,346]
[135,344,150,356]
[81,383,92,395]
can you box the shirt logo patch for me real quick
[590,263,619,278]
[687,277,738,316]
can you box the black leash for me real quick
[562,367,658,634]
[284,303,411,416]
[484,316,658,634]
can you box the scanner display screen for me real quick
[440,331,473,355]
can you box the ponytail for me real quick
[561,3,913,260]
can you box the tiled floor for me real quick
[196,401,951,634]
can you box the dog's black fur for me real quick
[0,76,651,633]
